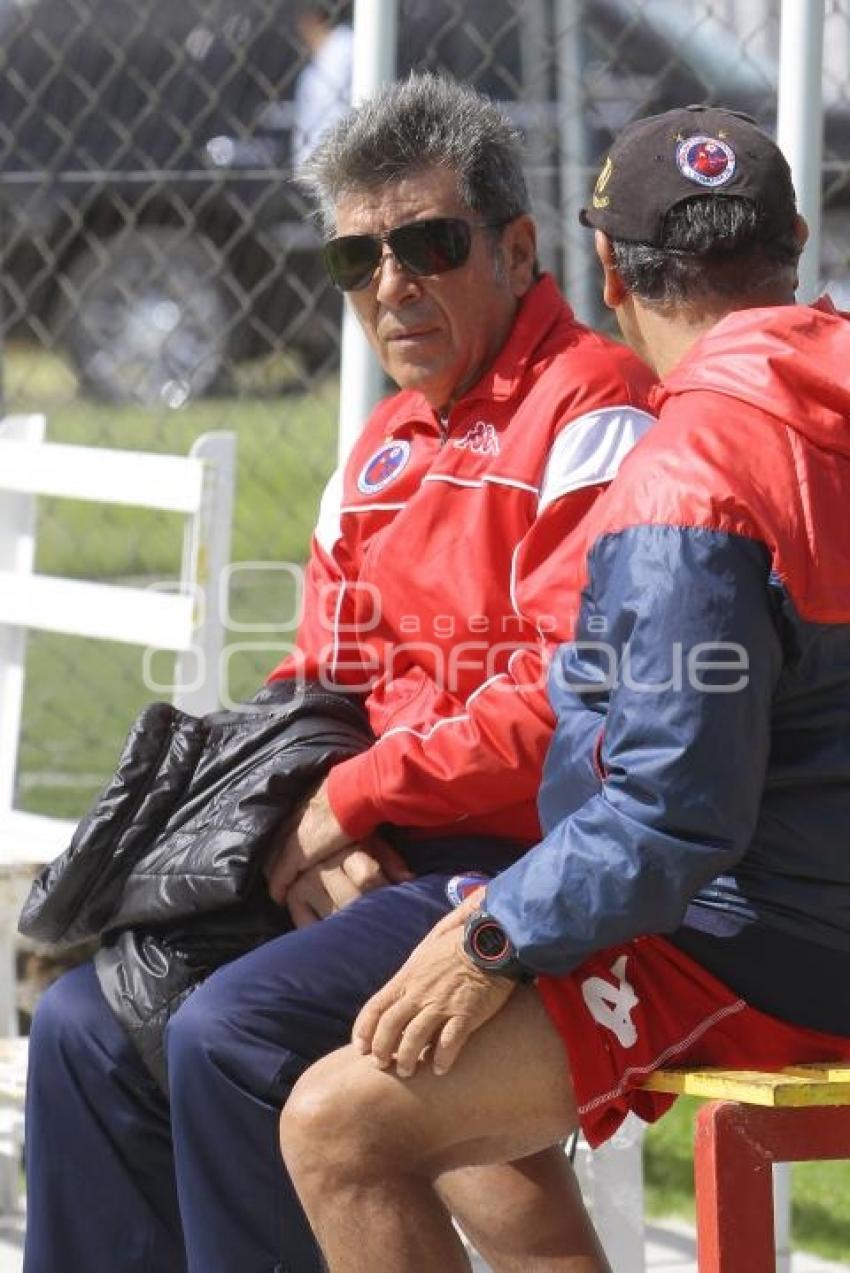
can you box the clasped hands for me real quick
[263,778,412,926]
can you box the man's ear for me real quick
[794,214,810,252]
[504,214,538,296]
[790,215,809,293]
[595,229,627,310]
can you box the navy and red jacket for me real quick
[269,275,654,848]
[487,298,850,970]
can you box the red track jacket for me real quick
[269,275,655,847]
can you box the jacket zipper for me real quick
[438,410,449,446]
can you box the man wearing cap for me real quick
[279,106,850,1272]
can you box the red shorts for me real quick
[536,935,850,1149]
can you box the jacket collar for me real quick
[466,273,570,404]
[649,296,850,457]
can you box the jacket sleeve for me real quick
[325,406,657,839]
[325,645,556,838]
[485,523,784,975]
[323,494,614,837]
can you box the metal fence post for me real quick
[777,0,826,302]
[773,6,827,1256]
[336,0,398,467]
[554,0,597,326]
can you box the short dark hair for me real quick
[611,196,801,305]
[298,73,530,234]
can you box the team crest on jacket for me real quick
[446,872,490,907]
[676,134,736,187]
[357,440,411,494]
[453,420,500,456]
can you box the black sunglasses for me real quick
[323,215,512,292]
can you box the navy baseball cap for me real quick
[580,104,797,245]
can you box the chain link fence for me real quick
[2,0,848,822]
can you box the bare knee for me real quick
[281,1049,421,1193]
[280,1060,348,1182]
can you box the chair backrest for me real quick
[0,414,237,866]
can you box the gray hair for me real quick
[298,72,530,235]
[612,196,801,307]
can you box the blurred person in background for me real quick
[278,107,850,1273]
[292,1,353,170]
[22,74,654,1273]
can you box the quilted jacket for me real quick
[19,681,373,1085]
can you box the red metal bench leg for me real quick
[693,1101,850,1272]
[694,1101,775,1273]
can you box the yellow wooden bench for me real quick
[641,1064,850,1271]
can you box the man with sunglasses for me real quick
[24,73,653,1273]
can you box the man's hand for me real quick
[351,889,517,1078]
[287,841,413,927]
[265,779,354,904]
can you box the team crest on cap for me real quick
[676,134,736,187]
[357,440,411,495]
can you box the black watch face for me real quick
[471,920,510,963]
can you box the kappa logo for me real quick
[581,954,640,1049]
[453,421,500,456]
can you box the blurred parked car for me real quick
[0,0,342,404]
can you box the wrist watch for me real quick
[462,909,533,982]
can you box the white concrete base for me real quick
[642,1218,849,1273]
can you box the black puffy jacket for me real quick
[20,681,373,1086]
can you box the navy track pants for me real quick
[23,845,517,1273]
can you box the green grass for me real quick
[791,1159,850,1260]
[644,1097,701,1220]
[645,1098,850,1265]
